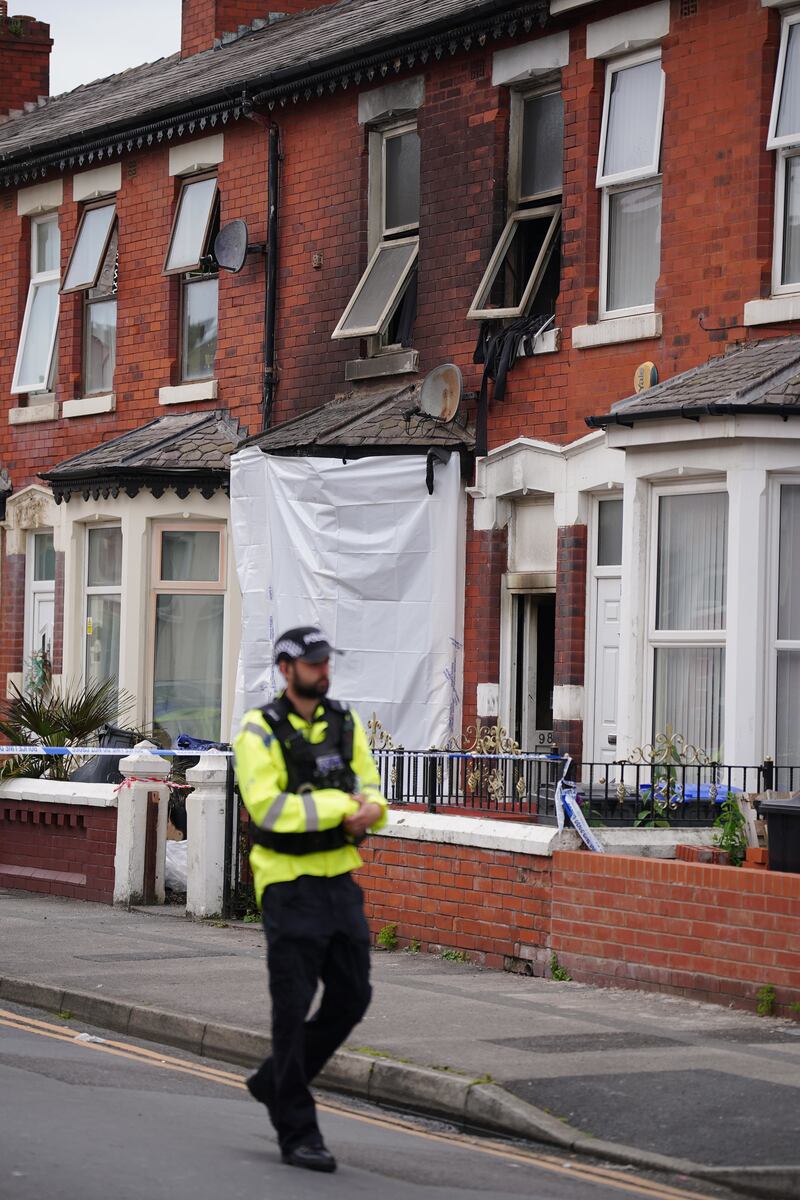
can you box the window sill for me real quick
[743,295,800,326]
[572,311,662,349]
[8,399,59,425]
[62,393,115,418]
[345,349,419,382]
[159,379,218,406]
[516,327,561,357]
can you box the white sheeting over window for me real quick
[230,449,464,749]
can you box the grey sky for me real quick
[9,1,181,97]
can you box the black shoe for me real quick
[281,1143,337,1173]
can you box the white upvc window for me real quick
[469,87,563,321]
[332,122,419,344]
[85,525,122,692]
[11,214,61,395]
[150,523,226,743]
[648,487,728,757]
[61,202,119,395]
[24,530,56,683]
[768,13,800,294]
[597,51,664,319]
[773,482,800,765]
[164,174,220,382]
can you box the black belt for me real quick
[251,825,349,855]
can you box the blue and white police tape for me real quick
[0,745,232,757]
[555,763,605,854]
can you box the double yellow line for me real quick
[0,1007,715,1200]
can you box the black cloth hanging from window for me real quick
[472,314,554,456]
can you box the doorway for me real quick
[510,592,555,750]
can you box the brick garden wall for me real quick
[551,850,800,1015]
[0,799,117,903]
[359,836,800,1017]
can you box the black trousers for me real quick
[250,872,372,1153]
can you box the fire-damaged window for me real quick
[163,173,220,381]
[61,201,118,395]
[596,51,664,317]
[768,11,800,293]
[332,122,419,346]
[468,88,563,321]
[11,214,60,397]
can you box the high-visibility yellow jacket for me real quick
[233,696,388,904]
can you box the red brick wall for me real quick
[0,800,117,903]
[462,519,507,734]
[551,850,800,1016]
[359,834,553,972]
[1,553,25,684]
[0,13,51,117]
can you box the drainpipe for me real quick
[262,123,280,431]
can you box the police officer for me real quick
[233,626,387,1174]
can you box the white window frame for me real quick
[646,482,728,744]
[767,10,800,151]
[24,529,56,671]
[60,202,117,295]
[332,121,419,345]
[148,521,227,741]
[765,476,800,763]
[84,523,123,690]
[468,205,562,321]
[469,85,563,322]
[11,214,60,396]
[769,14,800,296]
[597,49,664,320]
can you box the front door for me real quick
[592,575,621,764]
[510,593,555,750]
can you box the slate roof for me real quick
[587,337,800,428]
[0,0,547,174]
[249,381,475,454]
[40,410,247,502]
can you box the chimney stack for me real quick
[181,1,332,59]
[0,8,52,117]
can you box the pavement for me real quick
[1,890,799,1200]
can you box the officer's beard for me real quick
[293,676,329,700]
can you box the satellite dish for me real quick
[214,219,249,273]
[419,363,462,423]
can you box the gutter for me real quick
[0,0,548,187]
[586,404,800,429]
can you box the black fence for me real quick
[222,749,798,915]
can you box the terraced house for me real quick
[1,0,800,768]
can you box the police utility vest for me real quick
[250,695,357,856]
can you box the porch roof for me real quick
[40,409,247,504]
[0,1,547,182]
[246,381,475,457]
[587,337,800,429]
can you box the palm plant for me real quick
[0,678,133,780]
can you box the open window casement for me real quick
[381,124,421,236]
[331,236,419,340]
[768,12,800,150]
[11,215,60,395]
[596,52,665,188]
[163,175,218,275]
[61,203,117,294]
[468,205,561,321]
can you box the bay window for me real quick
[597,52,664,317]
[11,214,60,397]
[776,484,800,764]
[85,526,122,690]
[151,524,225,743]
[651,491,727,756]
